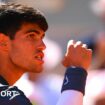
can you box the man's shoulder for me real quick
[0,85,32,105]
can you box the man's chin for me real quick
[31,66,43,73]
[35,68,43,73]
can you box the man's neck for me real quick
[0,61,24,85]
[0,53,25,85]
[0,69,24,86]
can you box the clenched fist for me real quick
[62,40,92,70]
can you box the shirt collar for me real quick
[0,75,9,85]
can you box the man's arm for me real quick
[57,40,92,105]
[57,90,83,105]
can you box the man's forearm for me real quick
[56,90,83,105]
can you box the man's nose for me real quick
[38,41,46,50]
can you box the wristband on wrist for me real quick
[61,67,87,95]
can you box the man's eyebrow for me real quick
[26,29,45,38]
[26,29,40,34]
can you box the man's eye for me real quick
[28,34,36,39]
[29,34,35,37]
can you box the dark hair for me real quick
[0,3,48,39]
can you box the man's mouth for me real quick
[35,53,44,63]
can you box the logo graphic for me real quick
[64,76,69,85]
[0,86,20,100]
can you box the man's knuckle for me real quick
[82,44,87,48]
[74,41,82,48]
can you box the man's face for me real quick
[8,23,46,73]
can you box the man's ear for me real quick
[0,33,10,51]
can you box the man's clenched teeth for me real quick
[35,55,42,60]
